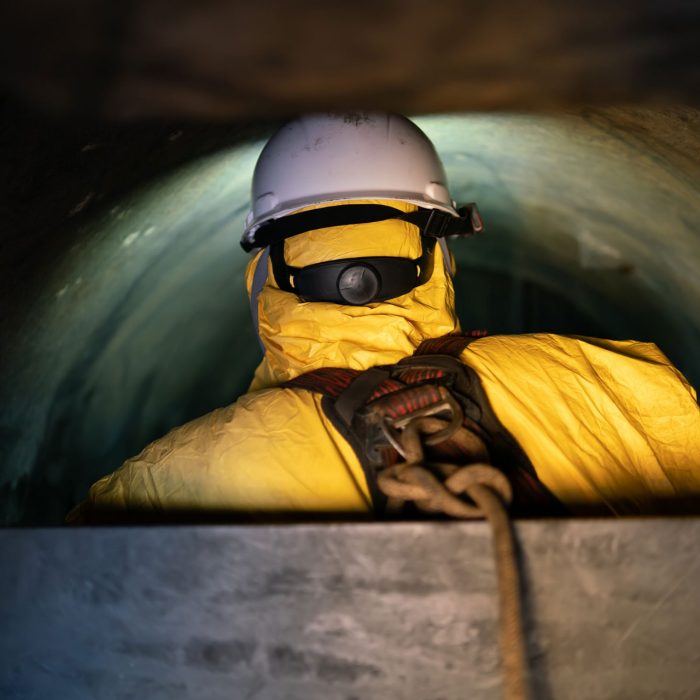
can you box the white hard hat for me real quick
[243,113,458,243]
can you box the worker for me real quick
[69,113,700,523]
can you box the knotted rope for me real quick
[377,416,530,700]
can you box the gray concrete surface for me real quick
[1,519,699,699]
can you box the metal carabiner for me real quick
[380,392,464,459]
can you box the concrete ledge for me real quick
[1,519,699,699]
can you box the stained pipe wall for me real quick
[1,108,699,524]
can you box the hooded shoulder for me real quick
[79,386,372,517]
[462,334,700,514]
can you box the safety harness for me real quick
[286,331,565,518]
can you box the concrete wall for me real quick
[2,520,699,699]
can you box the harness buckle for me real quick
[380,392,464,460]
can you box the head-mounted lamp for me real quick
[241,203,483,305]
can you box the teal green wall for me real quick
[2,109,698,524]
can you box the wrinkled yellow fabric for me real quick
[86,388,372,514]
[461,335,700,514]
[77,200,700,519]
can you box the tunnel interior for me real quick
[1,107,699,525]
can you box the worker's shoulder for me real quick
[464,332,677,371]
[85,385,366,514]
[150,385,323,445]
[462,332,697,403]
[464,332,663,358]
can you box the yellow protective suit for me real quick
[73,200,700,521]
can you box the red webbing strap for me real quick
[286,366,406,401]
[285,367,360,398]
[373,384,445,420]
[413,330,488,357]
[284,332,487,400]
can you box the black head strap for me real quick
[270,237,436,304]
[241,203,482,252]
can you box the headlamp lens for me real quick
[337,263,381,305]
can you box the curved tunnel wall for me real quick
[2,108,699,524]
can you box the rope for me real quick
[376,417,530,700]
